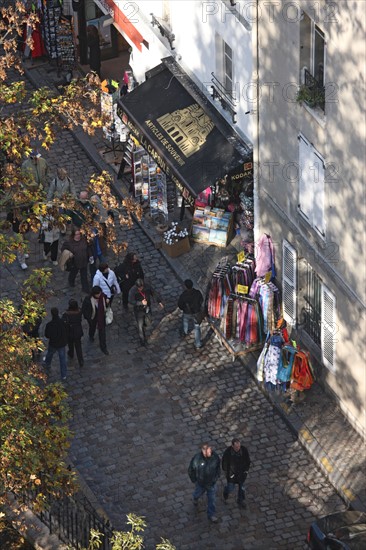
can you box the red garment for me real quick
[290,351,314,391]
[23,18,46,58]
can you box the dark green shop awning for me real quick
[117,58,252,204]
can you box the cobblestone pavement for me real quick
[1,58,365,549]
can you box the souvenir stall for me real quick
[256,319,315,402]
[100,79,127,160]
[191,161,254,249]
[206,251,272,360]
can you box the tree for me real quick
[71,515,176,550]
[0,1,141,511]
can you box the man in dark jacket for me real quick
[222,438,251,508]
[61,227,93,293]
[178,279,203,349]
[43,307,68,380]
[188,443,220,523]
[128,278,163,346]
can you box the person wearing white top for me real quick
[92,262,121,304]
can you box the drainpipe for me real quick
[253,0,260,247]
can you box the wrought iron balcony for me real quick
[301,69,325,111]
[150,13,175,50]
[210,72,237,123]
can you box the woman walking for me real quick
[62,299,84,367]
[40,214,60,265]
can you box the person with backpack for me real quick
[62,299,84,367]
[47,167,76,200]
[92,262,121,305]
[177,279,204,349]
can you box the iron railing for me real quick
[304,69,325,111]
[22,490,114,549]
[210,72,237,123]
[150,13,175,49]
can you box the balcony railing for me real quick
[303,69,325,111]
[210,72,237,123]
[150,13,175,50]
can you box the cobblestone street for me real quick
[1,60,362,550]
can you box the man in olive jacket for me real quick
[188,443,220,523]
[222,438,251,508]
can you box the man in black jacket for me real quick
[222,438,251,508]
[43,307,68,380]
[177,279,203,349]
[128,278,163,346]
[188,443,220,523]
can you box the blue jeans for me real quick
[44,345,67,379]
[224,482,246,503]
[193,483,216,519]
[183,313,202,347]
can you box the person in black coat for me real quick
[87,25,101,77]
[177,279,204,349]
[128,278,163,346]
[82,285,109,355]
[43,307,68,380]
[222,438,251,508]
[62,299,84,367]
[188,443,220,523]
[115,252,144,310]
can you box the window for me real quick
[302,261,337,371]
[298,134,325,236]
[223,41,233,94]
[282,240,297,325]
[300,12,325,87]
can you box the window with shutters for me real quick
[282,240,297,325]
[302,261,336,370]
[298,134,325,237]
[321,285,337,371]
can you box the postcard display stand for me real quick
[101,81,125,156]
[130,142,169,223]
[42,3,76,74]
[191,206,233,247]
[42,1,62,63]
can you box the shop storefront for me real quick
[116,57,252,238]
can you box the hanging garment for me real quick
[263,333,284,385]
[290,351,314,391]
[255,234,276,277]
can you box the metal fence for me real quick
[23,490,115,549]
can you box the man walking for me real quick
[43,307,68,381]
[188,443,220,523]
[178,279,204,349]
[128,278,163,346]
[222,438,251,508]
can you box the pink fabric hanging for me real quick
[255,234,275,277]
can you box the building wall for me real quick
[115,0,254,141]
[256,0,366,436]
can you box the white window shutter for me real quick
[312,152,325,236]
[321,285,336,371]
[282,240,297,324]
[298,135,313,221]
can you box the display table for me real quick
[191,206,233,247]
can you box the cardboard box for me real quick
[162,236,191,258]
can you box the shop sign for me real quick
[230,161,253,181]
[118,107,195,206]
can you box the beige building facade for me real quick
[254,0,366,436]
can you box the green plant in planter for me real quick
[296,85,325,109]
